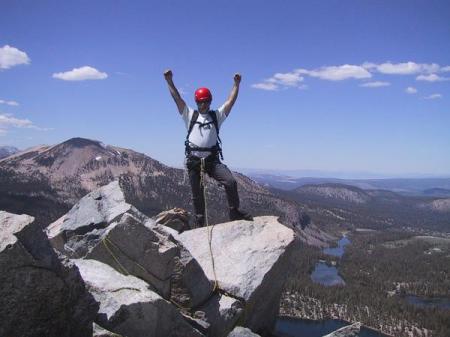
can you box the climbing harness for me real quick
[200,157,220,292]
[185,110,223,160]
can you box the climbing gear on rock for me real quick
[195,87,212,102]
[185,109,223,160]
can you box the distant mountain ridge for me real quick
[0,146,19,159]
[0,137,331,246]
[272,183,450,231]
[249,173,450,196]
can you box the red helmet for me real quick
[195,87,212,102]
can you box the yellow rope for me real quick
[102,237,130,275]
[102,237,194,313]
[200,158,220,292]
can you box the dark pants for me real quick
[186,154,240,220]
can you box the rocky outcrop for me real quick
[47,181,213,309]
[0,211,98,337]
[227,326,261,337]
[74,259,203,337]
[176,216,296,335]
[3,179,297,337]
[322,322,361,337]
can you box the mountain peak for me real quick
[61,137,105,149]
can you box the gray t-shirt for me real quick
[182,104,227,158]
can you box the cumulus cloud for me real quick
[0,45,30,70]
[297,64,371,81]
[253,60,450,92]
[0,99,19,106]
[416,73,448,82]
[405,87,418,94]
[423,94,442,100]
[251,82,279,91]
[271,72,304,86]
[364,62,440,75]
[252,70,304,91]
[52,66,108,81]
[359,81,390,88]
[0,113,51,135]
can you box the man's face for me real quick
[196,100,211,114]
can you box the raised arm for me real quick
[222,73,241,117]
[164,69,186,114]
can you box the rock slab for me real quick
[0,210,98,337]
[322,322,362,337]
[74,259,203,337]
[177,216,296,335]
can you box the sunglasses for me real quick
[196,100,211,105]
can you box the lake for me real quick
[323,235,351,258]
[310,235,349,286]
[274,317,389,337]
[310,262,345,286]
[405,295,450,310]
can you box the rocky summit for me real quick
[1,180,298,337]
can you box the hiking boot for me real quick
[229,208,253,221]
[192,214,205,228]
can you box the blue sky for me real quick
[1,0,449,177]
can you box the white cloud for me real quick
[405,87,418,94]
[0,45,30,70]
[272,72,304,86]
[359,81,390,88]
[442,66,450,72]
[252,70,305,91]
[251,82,279,91]
[0,113,51,135]
[52,66,108,81]
[0,99,19,106]
[424,94,442,100]
[367,62,440,75]
[416,73,448,82]
[298,64,372,81]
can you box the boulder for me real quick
[197,292,244,337]
[47,181,213,309]
[74,259,203,337]
[322,322,361,337]
[93,323,122,337]
[0,211,98,337]
[227,326,261,337]
[155,207,191,232]
[177,216,296,335]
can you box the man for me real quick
[164,69,253,227]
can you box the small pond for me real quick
[310,235,350,286]
[310,262,345,286]
[323,235,350,258]
[405,295,450,310]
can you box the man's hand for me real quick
[164,69,173,82]
[234,73,242,85]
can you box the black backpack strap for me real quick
[208,110,219,135]
[186,110,200,140]
[209,110,223,160]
